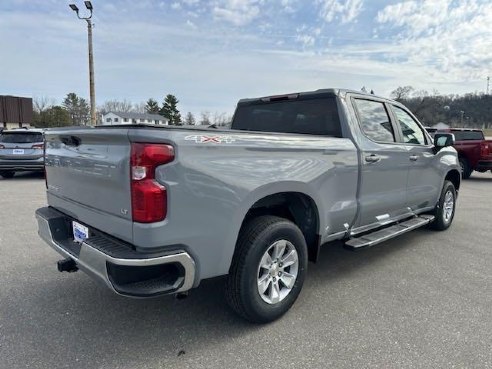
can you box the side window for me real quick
[354,99,395,143]
[393,106,426,145]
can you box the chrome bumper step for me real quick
[35,206,196,297]
[345,215,435,250]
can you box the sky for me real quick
[1,0,492,116]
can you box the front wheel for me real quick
[225,216,308,323]
[431,180,456,231]
[0,171,15,179]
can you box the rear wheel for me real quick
[431,180,456,231]
[0,171,15,179]
[459,157,472,179]
[225,215,308,323]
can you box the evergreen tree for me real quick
[160,94,182,125]
[33,106,71,128]
[62,93,90,125]
[184,112,196,125]
[145,98,160,114]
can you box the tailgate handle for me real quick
[60,135,81,147]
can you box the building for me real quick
[0,95,33,129]
[102,112,168,126]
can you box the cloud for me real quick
[212,0,262,26]
[376,0,492,80]
[186,19,197,29]
[317,0,363,24]
[2,0,491,116]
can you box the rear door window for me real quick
[0,132,43,143]
[354,99,395,143]
[232,97,342,137]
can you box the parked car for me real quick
[0,128,45,178]
[35,89,460,323]
[426,127,492,178]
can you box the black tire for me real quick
[225,215,308,323]
[459,157,472,179]
[431,180,456,231]
[0,171,15,179]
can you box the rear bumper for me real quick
[0,157,44,171]
[476,160,492,171]
[35,207,196,297]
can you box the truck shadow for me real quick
[0,171,44,181]
[466,176,492,182]
[6,229,430,368]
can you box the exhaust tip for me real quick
[57,258,78,273]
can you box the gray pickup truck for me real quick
[36,89,460,323]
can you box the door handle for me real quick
[365,154,381,163]
[409,155,419,161]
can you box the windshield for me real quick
[0,132,43,143]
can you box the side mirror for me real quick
[434,133,455,150]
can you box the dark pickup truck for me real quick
[426,128,492,179]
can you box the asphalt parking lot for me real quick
[0,172,491,369]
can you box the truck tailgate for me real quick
[45,128,133,241]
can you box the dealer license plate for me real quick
[72,221,89,243]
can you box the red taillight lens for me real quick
[130,143,174,223]
[32,143,44,149]
[480,142,489,157]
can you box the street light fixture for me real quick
[69,2,96,126]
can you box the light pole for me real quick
[69,1,96,126]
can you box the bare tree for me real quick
[33,96,55,113]
[390,86,414,101]
[212,112,226,125]
[199,111,211,125]
[98,99,134,115]
[184,112,196,125]
[211,112,233,126]
[133,102,147,114]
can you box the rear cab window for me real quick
[451,130,484,141]
[231,95,342,137]
[0,132,43,144]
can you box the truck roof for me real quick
[425,127,483,132]
[237,88,387,105]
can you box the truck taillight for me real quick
[480,142,489,157]
[130,143,174,223]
